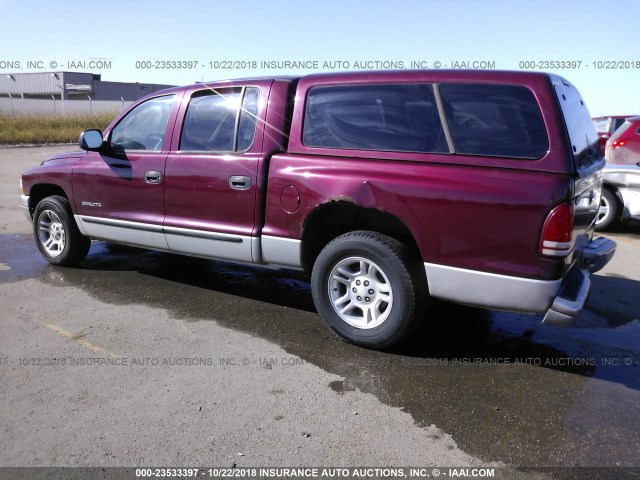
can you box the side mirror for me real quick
[79,129,104,151]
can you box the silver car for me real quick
[596,116,640,230]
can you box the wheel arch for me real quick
[28,184,71,217]
[603,182,624,219]
[604,182,623,204]
[300,201,423,274]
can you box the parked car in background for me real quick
[596,116,640,230]
[593,115,633,151]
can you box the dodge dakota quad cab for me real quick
[20,70,616,349]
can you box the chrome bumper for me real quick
[19,194,31,221]
[543,237,617,327]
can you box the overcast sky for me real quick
[1,0,638,116]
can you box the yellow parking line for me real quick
[42,322,121,358]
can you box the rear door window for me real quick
[180,87,259,152]
[237,87,259,151]
[303,84,448,153]
[438,84,548,159]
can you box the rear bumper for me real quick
[542,236,617,327]
[424,263,562,313]
[424,236,616,327]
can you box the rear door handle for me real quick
[144,171,162,184]
[229,175,251,190]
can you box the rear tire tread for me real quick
[311,230,426,349]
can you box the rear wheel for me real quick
[33,195,91,266]
[595,189,618,231]
[311,231,425,349]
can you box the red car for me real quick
[593,115,634,151]
[605,116,640,166]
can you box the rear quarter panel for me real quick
[263,154,572,281]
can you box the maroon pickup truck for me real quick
[20,70,616,349]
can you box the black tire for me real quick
[32,195,91,266]
[595,189,618,231]
[311,230,425,349]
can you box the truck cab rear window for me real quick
[439,84,548,159]
[303,84,448,153]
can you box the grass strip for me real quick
[0,113,116,145]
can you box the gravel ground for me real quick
[2,146,638,480]
[0,146,508,472]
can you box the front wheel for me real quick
[311,231,425,349]
[33,195,91,266]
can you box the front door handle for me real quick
[229,175,251,190]
[144,171,162,184]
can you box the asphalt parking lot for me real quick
[1,146,639,478]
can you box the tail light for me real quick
[611,139,627,149]
[540,202,574,257]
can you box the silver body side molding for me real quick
[251,237,263,264]
[76,215,169,250]
[164,227,251,263]
[75,215,298,267]
[163,225,244,243]
[424,263,562,313]
[261,235,302,268]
